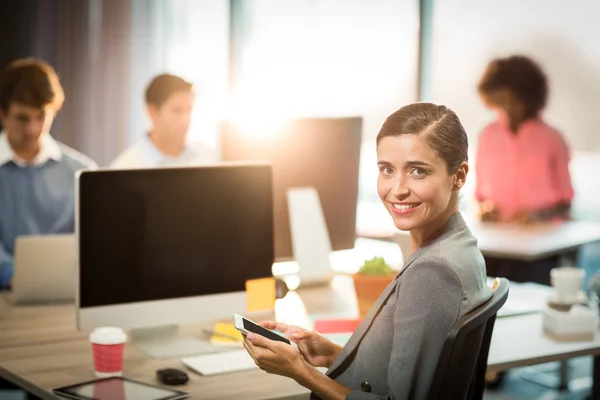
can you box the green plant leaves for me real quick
[357,256,395,276]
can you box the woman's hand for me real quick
[258,321,342,368]
[478,200,499,222]
[243,332,352,400]
[511,208,534,224]
[243,332,310,381]
[513,203,572,224]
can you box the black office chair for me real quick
[427,278,510,400]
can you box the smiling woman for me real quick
[241,102,492,400]
[376,103,469,250]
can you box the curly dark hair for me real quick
[0,58,64,112]
[478,55,548,132]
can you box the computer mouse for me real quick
[156,368,189,385]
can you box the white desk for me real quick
[356,201,600,261]
[469,219,600,261]
[491,279,552,317]
[488,313,600,374]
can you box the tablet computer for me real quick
[53,376,189,400]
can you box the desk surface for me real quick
[0,279,357,400]
[468,219,600,260]
[1,277,599,399]
[488,312,600,373]
[357,202,600,260]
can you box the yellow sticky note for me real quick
[245,277,276,312]
[210,322,243,347]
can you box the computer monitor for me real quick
[76,163,274,358]
[219,117,362,262]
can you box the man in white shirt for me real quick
[110,74,216,169]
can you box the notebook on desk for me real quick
[486,277,551,317]
[182,350,258,376]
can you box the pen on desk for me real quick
[202,328,241,341]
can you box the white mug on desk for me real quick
[550,267,585,304]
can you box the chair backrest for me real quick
[427,278,510,400]
[395,232,413,263]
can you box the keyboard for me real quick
[181,350,259,376]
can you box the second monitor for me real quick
[219,117,363,262]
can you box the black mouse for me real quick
[156,368,189,385]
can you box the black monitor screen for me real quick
[78,164,274,308]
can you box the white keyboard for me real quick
[181,350,259,376]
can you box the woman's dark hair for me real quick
[0,58,64,112]
[376,102,468,174]
[478,55,548,131]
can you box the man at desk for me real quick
[110,74,216,169]
[0,58,96,289]
[475,55,574,283]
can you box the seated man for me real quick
[110,74,216,168]
[0,58,96,290]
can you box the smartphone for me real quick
[233,314,291,345]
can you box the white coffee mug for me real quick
[550,267,585,304]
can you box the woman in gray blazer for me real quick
[243,102,493,399]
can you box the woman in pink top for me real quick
[476,55,574,224]
[475,55,575,285]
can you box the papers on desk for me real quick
[313,318,360,346]
[309,313,356,346]
[205,323,243,347]
[314,318,362,333]
[487,278,551,317]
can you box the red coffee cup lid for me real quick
[90,327,127,345]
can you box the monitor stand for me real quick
[131,325,217,359]
[287,187,334,287]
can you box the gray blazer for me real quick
[314,212,492,400]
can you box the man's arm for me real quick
[0,242,14,289]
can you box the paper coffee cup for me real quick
[89,327,127,377]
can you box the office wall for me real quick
[430,0,600,152]
[0,1,44,70]
[0,0,137,165]
[230,0,419,201]
[429,0,600,217]
[158,0,229,150]
[0,0,62,134]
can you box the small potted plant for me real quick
[352,257,397,317]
